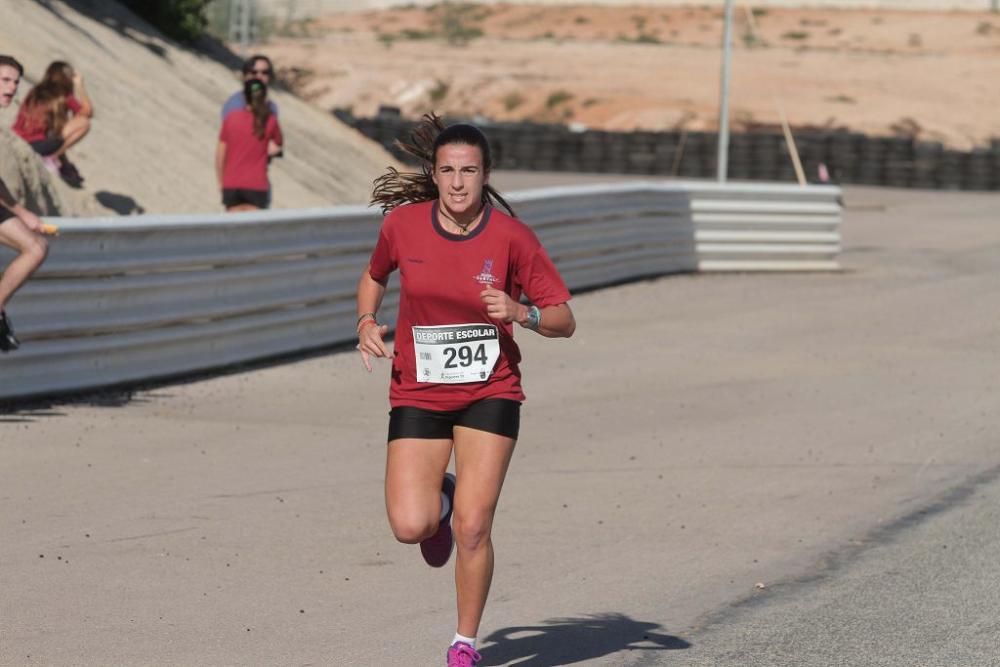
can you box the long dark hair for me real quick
[370,113,515,217]
[243,79,270,139]
[242,54,274,79]
[22,61,74,136]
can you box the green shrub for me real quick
[546,90,573,108]
[429,79,450,103]
[121,0,211,43]
[400,29,435,39]
[617,32,661,44]
[430,2,485,46]
[503,92,525,111]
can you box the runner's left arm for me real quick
[524,302,575,338]
[480,287,575,338]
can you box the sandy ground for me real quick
[0,0,398,215]
[3,182,1000,665]
[5,1,996,216]
[258,1,1000,19]
[265,4,1000,149]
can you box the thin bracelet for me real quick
[357,318,378,334]
[357,312,376,326]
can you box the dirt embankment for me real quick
[0,0,398,216]
[265,4,1000,149]
[0,129,106,217]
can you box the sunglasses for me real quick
[251,69,271,76]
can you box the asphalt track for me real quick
[2,180,999,666]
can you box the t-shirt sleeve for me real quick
[367,222,397,283]
[218,116,231,143]
[66,95,82,114]
[268,116,283,146]
[514,229,571,308]
[221,92,241,121]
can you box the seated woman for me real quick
[216,79,283,212]
[11,60,93,188]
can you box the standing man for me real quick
[0,55,49,352]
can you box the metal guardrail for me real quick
[0,181,840,400]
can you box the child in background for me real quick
[11,60,94,188]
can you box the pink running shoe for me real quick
[447,641,481,666]
[41,155,59,174]
[420,472,456,568]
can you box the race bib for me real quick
[412,324,500,384]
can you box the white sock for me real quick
[452,632,476,648]
[439,491,451,521]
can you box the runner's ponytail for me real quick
[370,113,515,218]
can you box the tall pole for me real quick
[716,0,735,182]
[240,0,252,52]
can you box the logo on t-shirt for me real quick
[474,259,498,286]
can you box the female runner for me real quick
[355,114,575,666]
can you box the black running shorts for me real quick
[222,188,270,209]
[388,398,521,441]
[29,137,64,157]
[0,207,13,224]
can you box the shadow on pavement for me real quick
[479,612,691,666]
[0,390,157,418]
[95,190,146,215]
[0,340,356,414]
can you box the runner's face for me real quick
[245,58,272,84]
[433,143,488,220]
[0,65,20,108]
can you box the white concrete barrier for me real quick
[0,181,840,400]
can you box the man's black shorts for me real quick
[222,188,269,209]
[388,398,521,441]
[0,207,13,224]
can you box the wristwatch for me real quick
[524,305,541,331]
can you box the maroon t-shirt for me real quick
[368,200,571,411]
[218,109,282,191]
[12,95,83,143]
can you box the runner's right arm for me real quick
[356,264,390,372]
